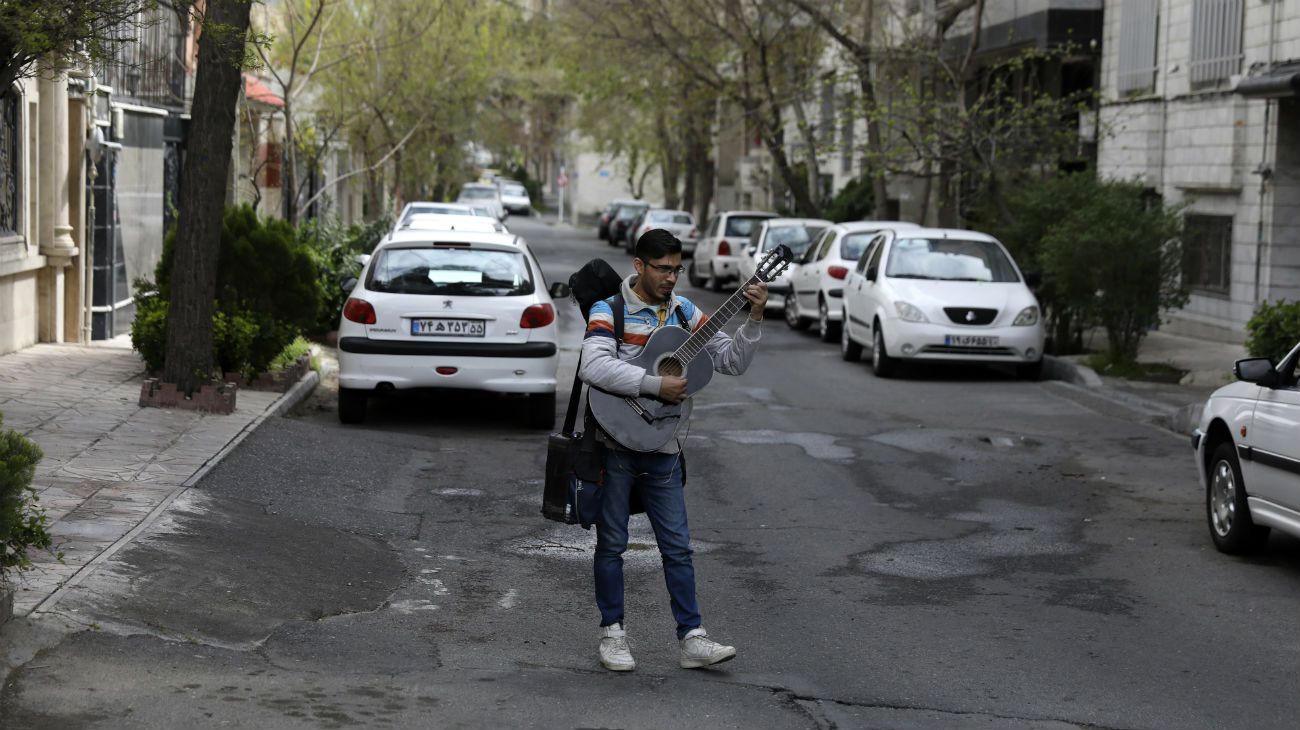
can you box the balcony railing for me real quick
[98,2,191,108]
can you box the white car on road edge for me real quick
[337,229,568,428]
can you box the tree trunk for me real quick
[753,104,816,217]
[656,109,680,210]
[790,94,821,211]
[162,0,253,394]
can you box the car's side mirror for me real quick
[354,254,371,267]
[549,282,571,300]
[866,265,878,282]
[1024,271,1042,288]
[1235,357,1279,387]
[340,276,358,292]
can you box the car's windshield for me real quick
[885,238,1020,282]
[460,187,497,200]
[649,212,692,225]
[367,247,534,296]
[840,232,887,261]
[765,225,825,255]
[502,184,528,197]
[725,216,768,237]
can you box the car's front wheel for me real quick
[1207,441,1270,554]
[688,259,706,288]
[526,392,557,430]
[709,263,726,292]
[840,311,862,361]
[1017,359,1044,381]
[784,293,810,330]
[871,325,896,378]
[338,387,368,424]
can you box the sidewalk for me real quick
[0,338,318,620]
[1044,328,1247,435]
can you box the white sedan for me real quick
[839,227,1045,379]
[337,229,567,428]
[736,217,830,309]
[786,220,919,341]
[1192,347,1300,554]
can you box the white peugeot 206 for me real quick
[840,227,1045,379]
[336,229,568,428]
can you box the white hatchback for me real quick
[839,227,1045,379]
[336,229,567,428]
[689,210,776,291]
[1192,346,1300,554]
[786,221,919,341]
[736,218,830,309]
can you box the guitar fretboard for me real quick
[674,274,760,363]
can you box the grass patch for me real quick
[270,336,313,373]
[1085,353,1187,383]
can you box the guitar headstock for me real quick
[755,244,794,283]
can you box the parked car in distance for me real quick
[838,227,1045,379]
[786,221,919,340]
[457,182,506,221]
[736,218,830,308]
[1193,346,1300,554]
[690,210,777,291]
[399,213,505,234]
[498,180,532,216]
[337,229,567,428]
[397,202,476,227]
[598,198,641,241]
[609,201,651,249]
[627,208,697,254]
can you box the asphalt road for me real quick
[3,216,1298,730]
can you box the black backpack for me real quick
[568,258,625,327]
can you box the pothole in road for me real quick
[508,515,719,565]
[716,430,854,461]
[861,499,1080,580]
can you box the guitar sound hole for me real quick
[657,357,684,377]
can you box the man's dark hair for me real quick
[635,228,683,261]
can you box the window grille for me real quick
[1117,0,1158,95]
[99,2,190,107]
[1189,0,1243,88]
[0,89,18,236]
[1183,214,1233,295]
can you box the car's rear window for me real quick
[460,187,497,200]
[615,205,648,220]
[840,232,881,261]
[765,225,825,255]
[885,238,1020,282]
[503,184,528,196]
[367,247,534,296]
[725,216,768,237]
[649,212,693,224]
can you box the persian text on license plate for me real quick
[944,334,999,347]
[411,318,485,337]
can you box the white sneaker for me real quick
[679,627,736,669]
[599,623,636,671]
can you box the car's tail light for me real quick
[828,265,849,280]
[689,228,698,237]
[520,303,555,328]
[342,298,376,324]
[601,213,610,224]
[718,239,731,256]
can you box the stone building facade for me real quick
[1098,0,1300,341]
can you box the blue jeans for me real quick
[594,448,701,639]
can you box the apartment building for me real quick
[1099,0,1300,341]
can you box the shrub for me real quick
[0,413,53,578]
[1246,299,1300,363]
[298,216,389,333]
[148,205,325,378]
[130,279,168,373]
[820,173,875,223]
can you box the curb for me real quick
[27,369,320,618]
[1042,354,1203,435]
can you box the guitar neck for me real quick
[674,275,759,363]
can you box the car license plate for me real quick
[945,334,999,347]
[411,318,485,337]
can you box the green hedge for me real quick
[132,205,325,378]
[1246,299,1300,363]
[298,216,389,334]
[0,413,52,577]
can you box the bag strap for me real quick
[562,291,626,435]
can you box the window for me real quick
[1189,0,1243,88]
[0,89,18,237]
[704,216,719,237]
[816,231,837,261]
[1117,0,1158,95]
[819,76,835,147]
[885,238,1021,282]
[857,235,885,274]
[802,230,831,263]
[1183,214,1233,295]
[865,235,886,275]
[367,247,534,296]
[724,216,766,237]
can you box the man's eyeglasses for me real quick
[643,262,686,276]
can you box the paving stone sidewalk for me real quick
[0,339,316,618]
